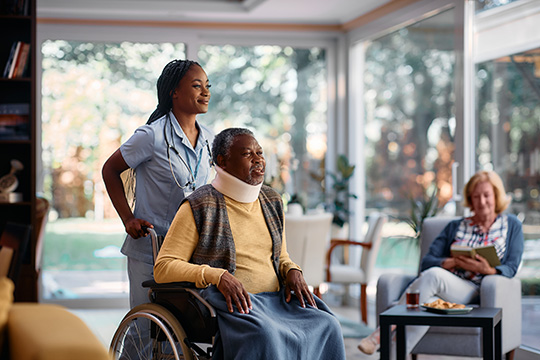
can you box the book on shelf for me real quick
[0,0,30,15]
[0,103,30,140]
[2,41,30,79]
[12,42,30,78]
[450,243,501,267]
[2,42,18,78]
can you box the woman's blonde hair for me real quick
[463,170,510,214]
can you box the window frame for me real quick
[36,22,341,308]
[346,0,468,239]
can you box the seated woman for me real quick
[358,170,524,355]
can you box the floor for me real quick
[70,289,485,360]
[72,308,472,360]
[65,274,540,360]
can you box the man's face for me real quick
[220,134,265,185]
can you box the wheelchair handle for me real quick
[146,228,161,264]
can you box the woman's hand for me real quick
[441,257,457,270]
[217,272,252,314]
[454,255,497,275]
[124,218,153,239]
[284,269,317,309]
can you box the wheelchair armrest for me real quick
[143,279,217,318]
[142,279,197,289]
[376,273,415,326]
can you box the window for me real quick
[475,0,520,12]
[362,9,457,272]
[40,40,329,302]
[476,47,540,349]
[41,40,186,302]
[364,9,456,215]
[198,44,328,208]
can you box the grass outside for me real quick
[41,218,540,298]
[42,218,420,272]
[43,218,126,271]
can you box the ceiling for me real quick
[37,0,394,26]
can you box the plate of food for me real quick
[421,299,474,314]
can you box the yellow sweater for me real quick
[154,195,300,294]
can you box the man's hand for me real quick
[217,272,252,314]
[285,269,317,309]
[124,218,153,239]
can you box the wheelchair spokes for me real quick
[110,303,195,360]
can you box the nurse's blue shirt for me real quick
[120,112,214,264]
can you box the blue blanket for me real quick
[200,286,346,360]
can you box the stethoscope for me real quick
[163,113,213,193]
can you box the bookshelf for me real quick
[0,0,38,301]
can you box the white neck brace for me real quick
[212,166,262,203]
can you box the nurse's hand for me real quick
[125,218,153,239]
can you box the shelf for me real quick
[0,14,31,19]
[0,77,31,82]
[0,0,37,302]
[0,139,31,144]
[0,201,31,207]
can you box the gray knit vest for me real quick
[183,184,284,282]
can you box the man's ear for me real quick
[216,154,226,169]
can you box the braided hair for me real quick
[126,59,201,209]
[147,59,201,124]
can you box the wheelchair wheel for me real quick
[110,303,195,360]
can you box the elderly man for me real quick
[154,128,345,360]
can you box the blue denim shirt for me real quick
[120,111,214,263]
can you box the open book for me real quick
[450,244,501,267]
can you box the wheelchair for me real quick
[109,229,218,360]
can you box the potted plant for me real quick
[310,154,357,232]
[404,182,439,244]
[327,154,357,228]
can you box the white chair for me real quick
[284,212,333,296]
[325,212,388,324]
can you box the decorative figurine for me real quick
[0,159,24,202]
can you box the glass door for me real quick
[40,40,186,306]
[476,47,540,350]
[359,8,460,273]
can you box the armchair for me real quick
[0,223,31,283]
[376,216,521,359]
[284,212,333,296]
[326,212,387,324]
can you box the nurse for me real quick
[102,59,214,310]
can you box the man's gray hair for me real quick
[212,128,254,165]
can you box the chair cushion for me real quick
[0,277,14,351]
[8,303,110,360]
[328,264,367,283]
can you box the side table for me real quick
[379,305,502,360]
